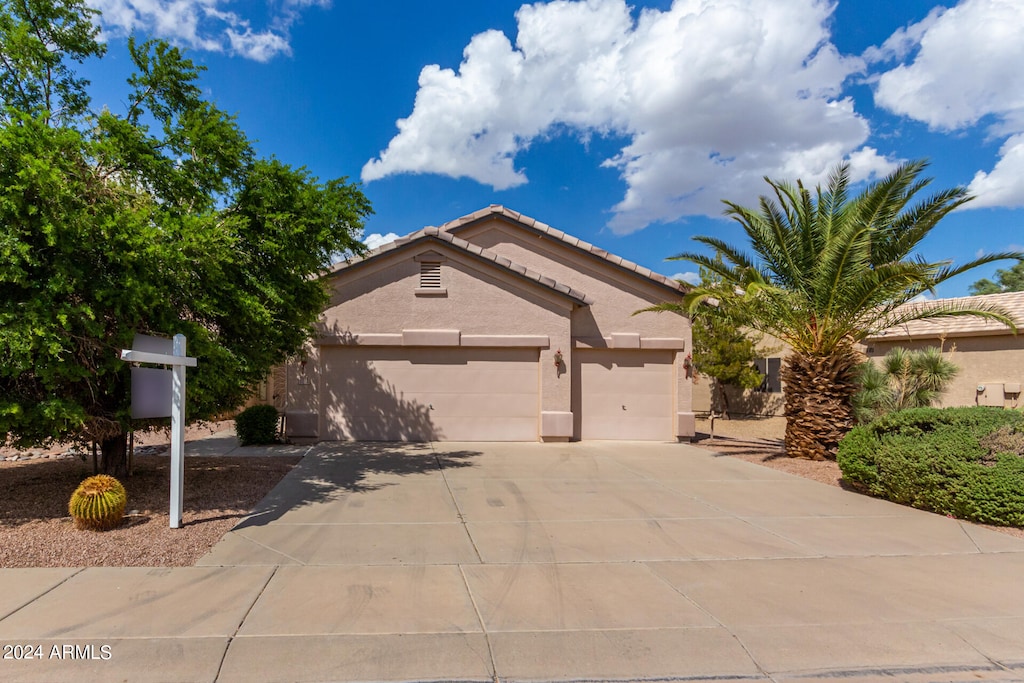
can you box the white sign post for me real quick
[120,334,198,529]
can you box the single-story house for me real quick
[863,291,1024,409]
[279,206,696,442]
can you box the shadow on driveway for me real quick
[232,442,481,530]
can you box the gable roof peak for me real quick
[437,205,686,294]
[328,223,594,306]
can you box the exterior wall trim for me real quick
[461,334,550,348]
[573,336,685,350]
[316,332,551,348]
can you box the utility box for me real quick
[977,383,1005,407]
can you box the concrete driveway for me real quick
[2,441,1024,682]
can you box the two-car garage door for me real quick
[320,347,539,441]
[319,346,675,442]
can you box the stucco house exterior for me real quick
[279,206,695,442]
[863,291,1024,410]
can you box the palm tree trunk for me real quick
[780,350,860,460]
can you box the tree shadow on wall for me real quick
[322,331,442,441]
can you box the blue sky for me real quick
[82,0,1023,297]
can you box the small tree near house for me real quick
[639,262,767,418]
[690,268,767,417]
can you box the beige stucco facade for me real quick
[862,291,1024,410]
[280,206,694,442]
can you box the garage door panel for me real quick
[322,347,538,441]
[396,392,536,418]
[585,417,669,440]
[433,417,538,441]
[585,394,668,414]
[580,349,673,441]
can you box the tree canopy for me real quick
[0,0,371,472]
[666,160,1021,459]
[969,260,1024,295]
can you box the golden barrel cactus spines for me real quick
[68,475,127,531]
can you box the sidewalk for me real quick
[1,440,1023,682]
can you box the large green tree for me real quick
[0,0,371,474]
[666,161,1021,460]
[969,260,1024,295]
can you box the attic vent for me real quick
[419,261,442,289]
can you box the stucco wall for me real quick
[285,241,576,437]
[452,218,693,428]
[865,334,1024,409]
[283,216,698,441]
[454,219,687,337]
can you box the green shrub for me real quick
[69,474,127,531]
[837,406,1024,526]
[235,404,281,446]
[851,346,958,424]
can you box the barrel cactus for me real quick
[68,475,127,531]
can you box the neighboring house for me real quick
[863,291,1024,409]
[280,206,695,442]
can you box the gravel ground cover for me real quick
[0,423,300,567]
[692,414,1024,540]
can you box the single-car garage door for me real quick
[579,349,673,440]
[320,347,539,441]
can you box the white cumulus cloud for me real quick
[363,0,890,234]
[86,0,329,61]
[671,271,700,286]
[871,0,1024,208]
[363,232,400,250]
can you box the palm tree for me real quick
[852,346,959,424]
[666,160,1021,460]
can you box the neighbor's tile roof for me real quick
[865,291,1024,340]
[436,205,687,294]
[329,226,595,306]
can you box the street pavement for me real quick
[2,440,1023,682]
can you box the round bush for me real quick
[69,475,127,531]
[837,406,1024,526]
[235,404,281,446]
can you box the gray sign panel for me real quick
[131,366,173,419]
[132,333,174,355]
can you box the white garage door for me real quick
[321,347,539,441]
[580,349,673,440]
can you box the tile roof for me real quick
[435,205,688,294]
[865,291,1024,340]
[328,227,595,306]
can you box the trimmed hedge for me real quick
[837,406,1024,526]
[235,404,281,446]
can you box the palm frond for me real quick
[871,299,1019,336]
[932,252,1024,283]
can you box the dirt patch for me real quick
[0,447,299,568]
[691,415,1024,541]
